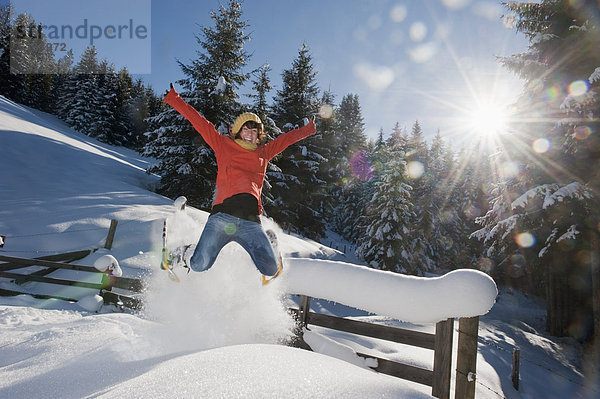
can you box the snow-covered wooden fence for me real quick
[289,296,462,398]
[289,296,480,399]
[0,220,141,309]
[280,258,498,399]
[0,253,143,309]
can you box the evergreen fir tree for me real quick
[144,0,250,208]
[477,0,600,340]
[332,94,367,183]
[327,93,368,239]
[427,131,482,271]
[313,90,336,220]
[61,46,101,137]
[405,120,436,273]
[8,14,56,111]
[125,79,155,151]
[90,61,118,144]
[388,122,408,150]
[177,0,250,129]
[248,62,281,208]
[268,44,327,237]
[447,144,489,270]
[248,63,272,122]
[356,145,414,272]
[51,49,74,117]
[110,68,134,147]
[0,3,18,99]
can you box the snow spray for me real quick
[142,211,296,354]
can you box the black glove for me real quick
[301,115,316,126]
[164,82,174,96]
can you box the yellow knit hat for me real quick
[231,112,262,135]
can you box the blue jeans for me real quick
[189,212,279,276]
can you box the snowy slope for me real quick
[0,96,595,398]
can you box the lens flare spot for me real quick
[367,15,382,30]
[354,63,395,90]
[508,254,526,277]
[440,236,453,250]
[574,125,592,140]
[440,210,454,223]
[568,80,590,96]
[476,257,494,273]
[463,204,482,219]
[409,21,427,42]
[224,223,236,235]
[515,232,536,248]
[408,42,438,63]
[406,161,424,179]
[499,161,519,179]
[390,5,407,22]
[350,150,374,181]
[319,104,334,119]
[544,84,562,101]
[532,138,551,153]
[502,13,519,29]
[441,0,470,9]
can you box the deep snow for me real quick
[1,96,597,398]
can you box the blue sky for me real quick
[9,0,529,142]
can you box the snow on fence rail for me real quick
[279,258,498,399]
[279,258,498,324]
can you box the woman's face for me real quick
[239,125,258,143]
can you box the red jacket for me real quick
[164,88,317,214]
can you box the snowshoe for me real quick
[169,244,192,271]
[262,257,283,286]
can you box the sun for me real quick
[464,101,510,137]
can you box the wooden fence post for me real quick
[104,219,118,250]
[432,318,454,399]
[299,295,312,326]
[512,348,520,391]
[455,316,479,399]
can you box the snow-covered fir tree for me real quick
[268,44,327,238]
[388,122,409,150]
[313,90,337,220]
[51,49,74,118]
[356,143,414,273]
[247,63,272,123]
[7,13,56,112]
[123,79,158,151]
[177,0,250,128]
[248,62,281,208]
[61,46,102,136]
[474,0,600,340]
[327,94,368,239]
[0,3,16,98]
[144,0,250,208]
[405,120,437,273]
[89,61,118,143]
[425,131,458,269]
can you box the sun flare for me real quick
[465,102,510,137]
